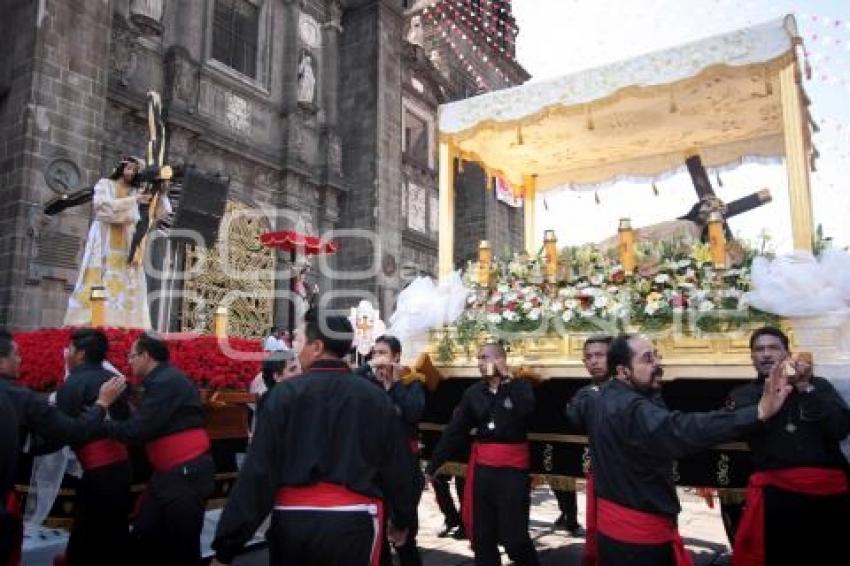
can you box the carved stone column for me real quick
[281,0,301,114]
[322,1,342,128]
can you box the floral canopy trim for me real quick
[439,15,807,193]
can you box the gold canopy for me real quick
[438,15,815,277]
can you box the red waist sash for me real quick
[461,441,530,544]
[582,471,597,566]
[144,428,210,472]
[733,467,850,566]
[75,438,128,471]
[4,492,22,566]
[597,497,693,566]
[275,482,384,566]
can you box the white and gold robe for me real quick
[64,178,171,328]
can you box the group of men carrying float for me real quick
[2,309,849,566]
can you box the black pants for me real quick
[269,508,378,565]
[472,465,539,566]
[0,507,20,566]
[381,492,422,565]
[553,488,579,527]
[129,454,214,566]
[66,461,131,566]
[432,474,464,527]
[719,500,743,545]
[762,485,850,564]
[597,532,675,565]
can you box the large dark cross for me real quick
[679,155,772,237]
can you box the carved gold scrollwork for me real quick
[182,201,274,338]
[543,443,554,473]
[581,446,591,475]
[717,453,731,486]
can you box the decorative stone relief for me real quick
[224,92,251,133]
[407,182,427,233]
[299,13,322,49]
[429,193,439,234]
[110,16,138,87]
[130,0,163,35]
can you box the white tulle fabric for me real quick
[388,272,470,363]
[745,249,850,317]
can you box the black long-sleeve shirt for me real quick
[0,374,106,455]
[590,379,759,518]
[212,359,421,564]
[426,377,535,476]
[0,391,17,502]
[565,380,609,433]
[356,364,425,440]
[105,363,205,443]
[729,376,850,471]
[56,363,131,448]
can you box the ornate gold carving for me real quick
[717,453,731,486]
[181,201,274,338]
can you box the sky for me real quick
[511,0,850,251]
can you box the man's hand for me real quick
[789,352,814,392]
[96,376,126,408]
[757,356,792,421]
[387,524,409,547]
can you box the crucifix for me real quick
[677,154,773,240]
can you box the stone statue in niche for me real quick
[407,15,424,47]
[297,50,317,106]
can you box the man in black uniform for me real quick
[357,334,425,566]
[211,308,420,566]
[588,334,790,565]
[0,332,124,566]
[426,342,539,566]
[729,327,850,565]
[103,332,214,566]
[56,329,132,566]
[0,390,19,566]
[564,334,612,566]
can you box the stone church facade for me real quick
[0,0,526,332]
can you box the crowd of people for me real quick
[2,312,849,566]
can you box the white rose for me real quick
[590,274,605,286]
[504,310,519,321]
[528,308,541,321]
[654,274,670,284]
[644,303,659,316]
[593,295,608,309]
[698,301,715,312]
[561,310,574,322]
[522,300,534,311]
[487,313,502,324]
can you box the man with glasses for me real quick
[104,332,214,566]
[586,334,791,565]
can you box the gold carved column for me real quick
[438,141,456,280]
[779,61,815,252]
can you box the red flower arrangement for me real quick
[14,327,263,392]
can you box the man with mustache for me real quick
[587,334,791,565]
[729,327,850,565]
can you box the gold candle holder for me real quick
[707,211,726,269]
[543,230,558,282]
[478,240,492,287]
[618,218,636,275]
[214,305,229,337]
[90,286,106,327]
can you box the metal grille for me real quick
[36,231,82,270]
[212,0,259,78]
